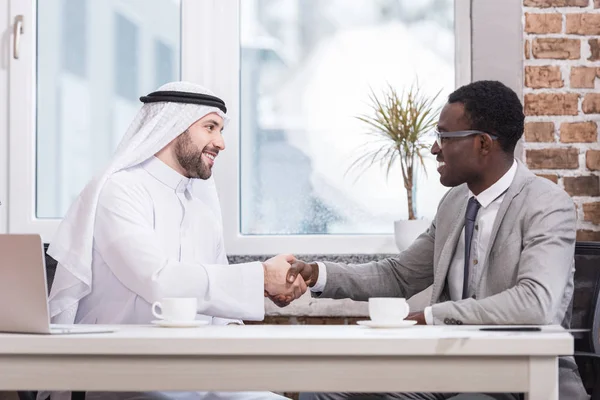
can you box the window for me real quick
[7,0,471,254]
[9,0,183,239]
[61,0,87,78]
[240,0,456,236]
[200,0,471,253]
[114,13,140,101]
[154,39,175,89]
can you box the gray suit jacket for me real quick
[317,160,588,399]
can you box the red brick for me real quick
[577,230,600,241]
[525,122,555,142]
[533,38,580,60]
[586,150,600,170]
[570,66,599,88]
[524,93,579,116]
[560,121,598,143]
[583,94,600,114]
[526,148,579,169]
[524,0,589,6]
[525,13,563,33]
[536,174,559,183]
[566,14,600,35]
[564,176,600,196]
[583,202,600,224]
[525,40,531,60]
[525,66,564,88]
[596,0,600,7]
[590,39,600,61]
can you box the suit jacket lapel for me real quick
[475,160,534,291]
[431,192,468,302]
[430,160,535,303]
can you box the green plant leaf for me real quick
[348,81,442,219]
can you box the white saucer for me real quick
[151,320,210,328]
[356,320,417,329]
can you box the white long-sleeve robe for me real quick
[73,156,285,400]
[75,156,265,325]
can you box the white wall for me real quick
[472,0,523,96]
[472,0,524,159]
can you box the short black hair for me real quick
[448,80,524,153]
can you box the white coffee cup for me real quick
[368,297,410,323]
[152,298,197,322]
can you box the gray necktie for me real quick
[462,197,481,299]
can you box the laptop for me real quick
[0,234,115,334]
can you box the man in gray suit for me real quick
[281,81,588,400]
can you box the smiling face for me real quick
[431,102,484,188]
[174,112,225,180]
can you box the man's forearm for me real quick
[314,259,410,301]
[430,281,555,325]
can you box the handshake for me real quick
[262,254,319,307]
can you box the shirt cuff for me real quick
[310,262,327,292]
[424,306,434,325]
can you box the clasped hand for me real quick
[262,255,316,307]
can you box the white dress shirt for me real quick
[312,160,518,326]
[75,156,265,326]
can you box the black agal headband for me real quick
[139,90,227,113]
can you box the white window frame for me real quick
[6,0,471,253]
[193,0,472,255]
[0,0,9,236]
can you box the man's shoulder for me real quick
[99,167,151,205]
[507,169,576,228]
[510,160,567,199]
[103,168,140,191]
[520,173,573,206]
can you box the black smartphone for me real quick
[479,327,541,332]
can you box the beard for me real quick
[174,130,212,180]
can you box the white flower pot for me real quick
[393,219,431,252]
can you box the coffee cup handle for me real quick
[152,302,163,320]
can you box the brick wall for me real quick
[523,0,600,241]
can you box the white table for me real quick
[0,325,573,399]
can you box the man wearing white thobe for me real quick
[76,155,266,325]
[45,82,305,400]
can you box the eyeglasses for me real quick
[433,129,498,149]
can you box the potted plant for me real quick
[348,82,441,250]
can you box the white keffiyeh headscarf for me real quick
[47,81,230,324]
